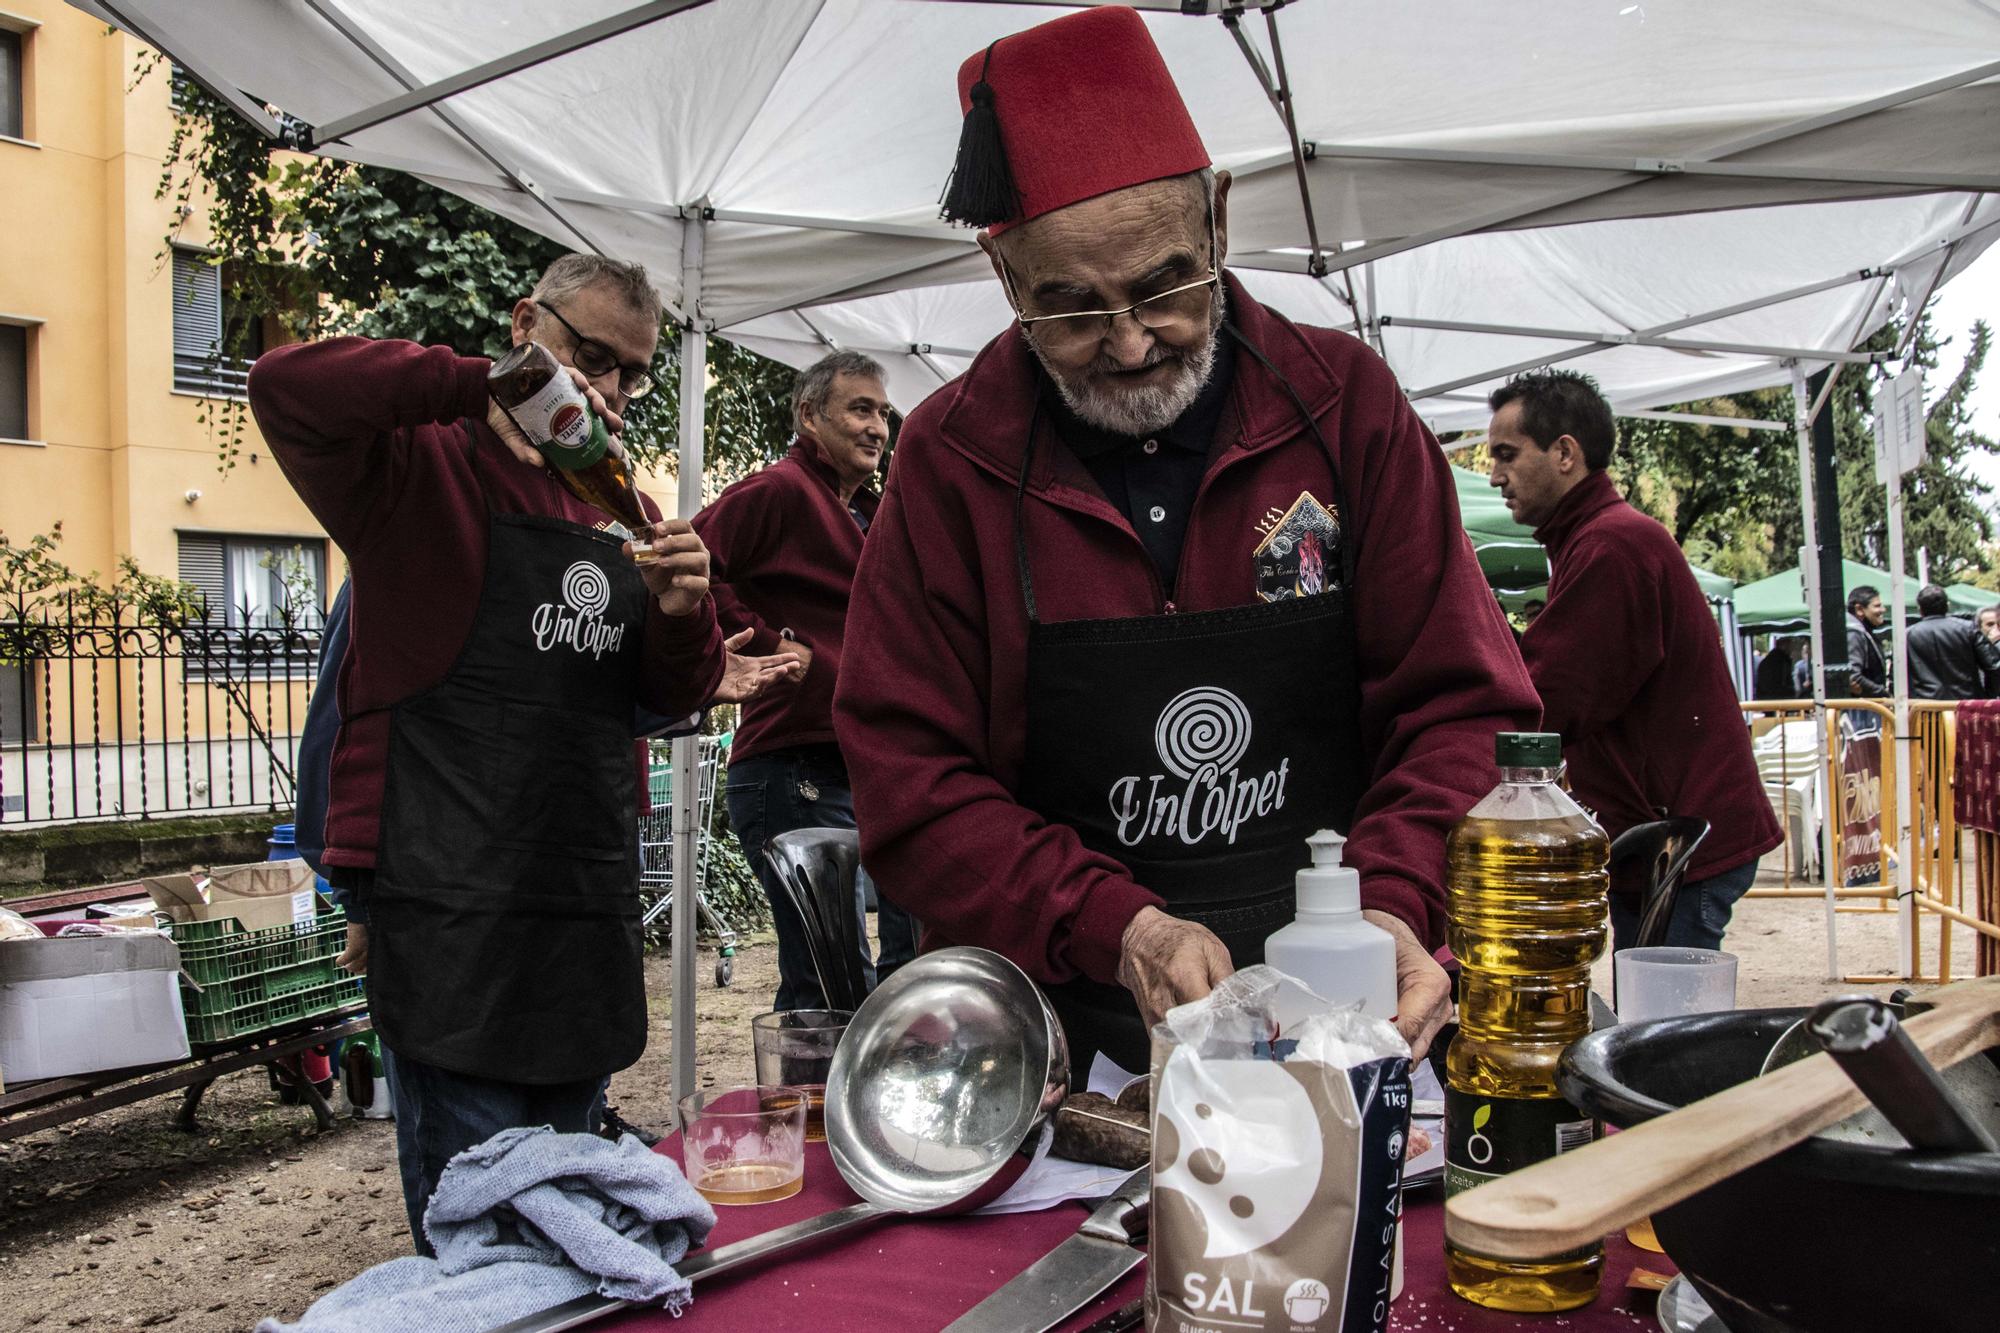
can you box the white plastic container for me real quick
[1263,829,1398,1021]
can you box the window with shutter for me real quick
[171,248,251,396]
[178,533,326,679]
[1,28,23,141]
[0,323,26,440]
[177,533,227,623]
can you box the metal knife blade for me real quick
[943,1168,1150,1333]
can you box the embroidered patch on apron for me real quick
[1253,492,1342,602]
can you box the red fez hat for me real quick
[939,6,1210,233]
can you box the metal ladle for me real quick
[491,947,1070,1333]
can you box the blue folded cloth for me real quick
[258,1127,716,1332]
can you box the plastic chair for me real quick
[1609,816,1712,951]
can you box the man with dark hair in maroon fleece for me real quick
[695,350,918,1009]
[1488,369,1781,951]
[249,253,795,1254]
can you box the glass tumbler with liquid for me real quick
[678,1085,807,1205]
[752,1009,850,1143]
[1443,731,1609,1313]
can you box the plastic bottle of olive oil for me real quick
[1442,732,1609,1312]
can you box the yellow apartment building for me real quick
[0,3,328,821]
[2,3,688,824]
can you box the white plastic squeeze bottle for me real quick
[1263,829,1398,1018]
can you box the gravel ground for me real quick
[0,856,1981,1331]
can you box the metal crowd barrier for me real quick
[1737,698,1999,984]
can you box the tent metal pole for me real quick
[1883,417,1915,978]
[1384,316,1885,365]
[1617,409,1791,432]
[309,0,715,145]
[1403,267,1890,401]
[669,212,709,1126]
[1790,362,1841,981]
[723,248,982,327]
[1299,141,2000,196]
[1221,8,1328,276]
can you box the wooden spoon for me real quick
[1446,975,2000,1260]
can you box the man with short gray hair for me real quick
[695,350,917,1008]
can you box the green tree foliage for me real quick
[1615,317,1995,586]
[1833,320,1995,585]
[145,60,797,478]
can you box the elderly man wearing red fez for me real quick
[835,7,1539,1074]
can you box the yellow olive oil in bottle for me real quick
[1443,731,1609,1312]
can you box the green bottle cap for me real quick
[1495,732,1562,767]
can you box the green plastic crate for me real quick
[181,975,366,1046]
[174,912,364,1046]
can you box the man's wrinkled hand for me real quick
[1363,909,1453,1061]
[1117,906,1234,1033]
[336,923,368,977]
[713,628,804,704]
[488,365,624,470]
[630,519,710,617]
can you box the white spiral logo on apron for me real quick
[561,560,611,617]
[1154,686,1252,779]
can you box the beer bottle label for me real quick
[510,370,607,468]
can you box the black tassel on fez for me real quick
[938,44,1023,227]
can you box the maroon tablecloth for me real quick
[603,1139,1665,1332]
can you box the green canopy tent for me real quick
[1733,559,1920,633]
[1946,583,1996,616]
[1453,467,1549,591]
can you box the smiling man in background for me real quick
[695,351,918,1009]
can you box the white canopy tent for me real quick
[79,0,2000,1098]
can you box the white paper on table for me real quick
[971,1052,1145,1216]
[1406,1058,1445,1179]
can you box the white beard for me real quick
[1032,291,1226,437]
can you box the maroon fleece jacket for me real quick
[1523,470,1782,880]
[692,441,878,764]
[834,278,1541,989]
[248,337,725,871]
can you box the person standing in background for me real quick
[249,253,795,1253]
[1488,368,1780,950]
[1906,583,2000,700]
[696,351,919,1009]
[1846,585,1888,697]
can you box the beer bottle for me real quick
[488,342,657,558]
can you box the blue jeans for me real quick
[725,746,919,1012]
[382,1045,605,1256]
[1611,857,1759,952]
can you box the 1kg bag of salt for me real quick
[1147,966,1411,1333]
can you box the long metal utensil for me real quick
[1806,995,2000,1152]
[486,1202,887,1333]
[942,1168,1151,1333]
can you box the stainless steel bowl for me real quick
[824,946,1070,1214]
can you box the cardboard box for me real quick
[0,933,190,1082]
[145,860,323,934]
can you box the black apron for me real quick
[370,434,651,1084]
[1017,326,1368,1074]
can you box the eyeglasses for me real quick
[998,213,1221,356]
[536,301,659,400]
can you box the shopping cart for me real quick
[638,734,739,986]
